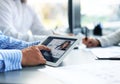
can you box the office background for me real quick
[1,0,120,83]
[28,0,120,35]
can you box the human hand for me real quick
[21,45,50,66]
[82,38,100,47]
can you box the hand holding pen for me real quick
[82,27,101,47]
[85,27,88,40]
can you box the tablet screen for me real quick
[41,36,77,63]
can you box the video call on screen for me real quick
[41,37,76,63]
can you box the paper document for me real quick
[39,66,106,84]
[90,46,120,58]
[68,61,120,84]
[39,61,120,84]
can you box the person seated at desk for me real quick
[0,0,53,42]
[82,29,120,47]
[0,31,50,72]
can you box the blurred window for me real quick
[28,0,68,31]
[80,0,120,34]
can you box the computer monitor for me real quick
[68,0,82,35]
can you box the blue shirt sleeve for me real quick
[0,54,3,72]
[6,37,40,49]
[0,33,40,49]
[0,60,4,72]
[0,32,41,72]
[0,50,22,72]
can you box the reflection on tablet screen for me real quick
[41,37,76,63]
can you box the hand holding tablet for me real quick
[39,35,80,67]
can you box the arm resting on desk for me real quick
[0,50,22,72]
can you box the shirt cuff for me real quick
[0,50,22,72]
[97,37,110,47]
[0,60,4,72]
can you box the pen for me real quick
[74,46,79,49]
[97,58,120,60]
[85,27,88,40]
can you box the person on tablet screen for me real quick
[55,41,71,50]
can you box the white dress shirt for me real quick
[98,29,120,47]
[0,0,52,41]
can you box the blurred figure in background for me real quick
[0,0,53,42]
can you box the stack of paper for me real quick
[90,46,120,58]
[39,61,120,84]
[39,65,107,84]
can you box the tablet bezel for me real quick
[39,35,80,67]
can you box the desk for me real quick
[0,46,119,84]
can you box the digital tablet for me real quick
[39,35,80,67]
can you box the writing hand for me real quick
[82,38,100,47]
